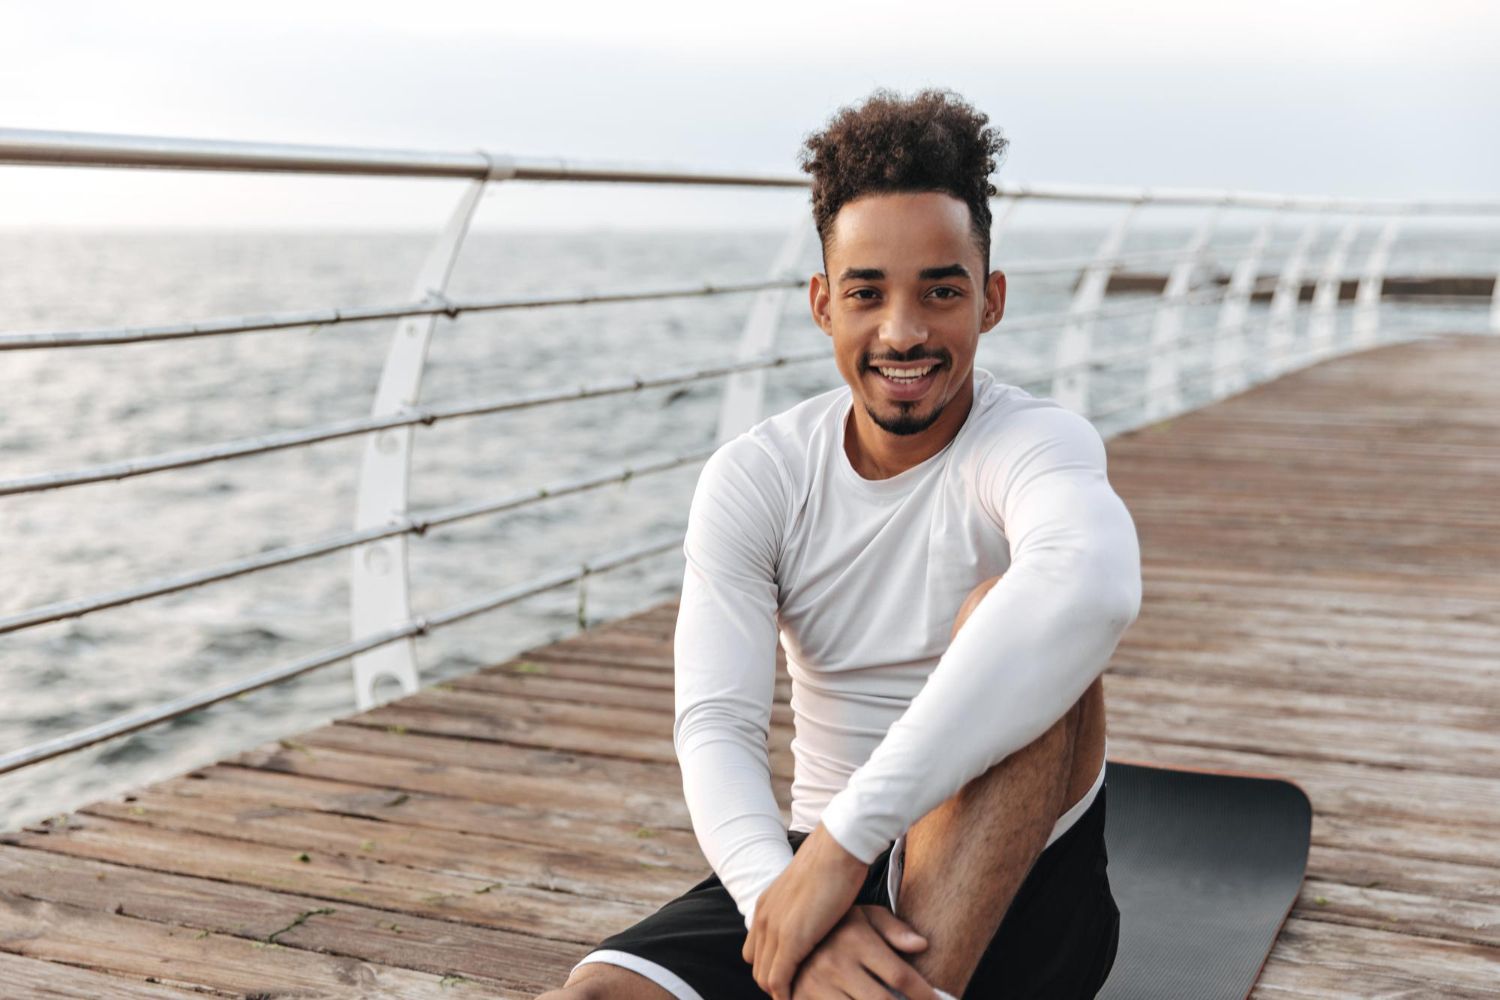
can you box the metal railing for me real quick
[2,126,1498,776]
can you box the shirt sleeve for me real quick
[672,434,794,930]
[816,404,1143,864]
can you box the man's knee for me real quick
[543,962,676,1000]
[951,575,1003,640]
[950,573,1087,744]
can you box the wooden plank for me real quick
[74,781,703,884]
[453,668,761,711]
[263,722,694,783]
[1257,917,1500,995]
[2,818,657,946]
[470,657,677,691]
[238,726,699,791]
[1110,646,1498,711]
[11,806,690,910]
[130,763,700,855]
[1251,954,1499,1000]
[1311,811,1497,871]
[1124,602,1500,655]
[0,949,203,999]
[339,703,681,764]
[0,891,517,999]
[1294,876,1500,948]
[1138,561,1500,604]
[1105,735,1500,830]
[0,846,579,995]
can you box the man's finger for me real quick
[865,948,943,1000]
[775,939,818,1000]
[865,906,929,953]
[759,938,780,999]
[769,950,799,1000]
[828,907,936,1000]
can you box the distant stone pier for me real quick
[1098,272,1496,301]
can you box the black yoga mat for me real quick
[1097,761,1312,1000]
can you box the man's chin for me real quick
[865,401,942,437]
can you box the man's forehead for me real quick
[826,191,982,275]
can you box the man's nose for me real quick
[878,299,929,353]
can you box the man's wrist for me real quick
[818,792,890,864]
[809,822,871,876]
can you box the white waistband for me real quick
[1047,744,1108,849]
[570,950,704,1000]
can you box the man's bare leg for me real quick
[895,575,1108,996]
[536,960,675,999]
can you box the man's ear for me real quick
[809,272,833,336]
[980,270,1007,333]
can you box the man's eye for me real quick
[850,288,878,300]
[930,287,961,299]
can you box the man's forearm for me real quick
[674,698,795,929]
[818,541,1140,864]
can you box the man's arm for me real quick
[816,404,1143,864]
[673,436,794,931]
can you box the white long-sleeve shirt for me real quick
[671,367,1142,931]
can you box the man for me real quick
[541,87,1140,1000]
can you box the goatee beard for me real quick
[866,400,943,436]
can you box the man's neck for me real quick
[844,379,976,481]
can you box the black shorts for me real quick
[572,781,1120,999]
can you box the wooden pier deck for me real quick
[4,334,1498,998]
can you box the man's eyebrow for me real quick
[837,264,973,284]
[918,263,973,281]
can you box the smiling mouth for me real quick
[867,361,943,400]
[874,361,938,380]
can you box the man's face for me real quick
[809,191,1005,443]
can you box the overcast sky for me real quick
[2,0,1497,229]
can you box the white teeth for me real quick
[877,364,936,380]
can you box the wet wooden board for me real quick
[4,334,1498,998]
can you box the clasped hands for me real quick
[741,823,945,1000]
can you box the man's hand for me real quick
[741,823,869,1000]
[791,904,944,1000]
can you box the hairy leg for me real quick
[895,575,1107,996]
[535,960,677,1000]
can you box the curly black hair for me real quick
[798,87,1008,271]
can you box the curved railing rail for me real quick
[8,128,1500,214]
[2,126,1498,776]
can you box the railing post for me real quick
[1264,215,1323,379]
[350,179,490,710]
[1352,218,1399,348]
[716,215,813,444]
[1053,201,1143,413]
[1307,219,1359,361]
[1212,209,1281,398]
[990,194,1022,256]
[1143,205,1221,422]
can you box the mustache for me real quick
[862,350,947,368]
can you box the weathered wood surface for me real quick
[4,334,1498,998]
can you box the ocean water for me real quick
[1,223,1493,831]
